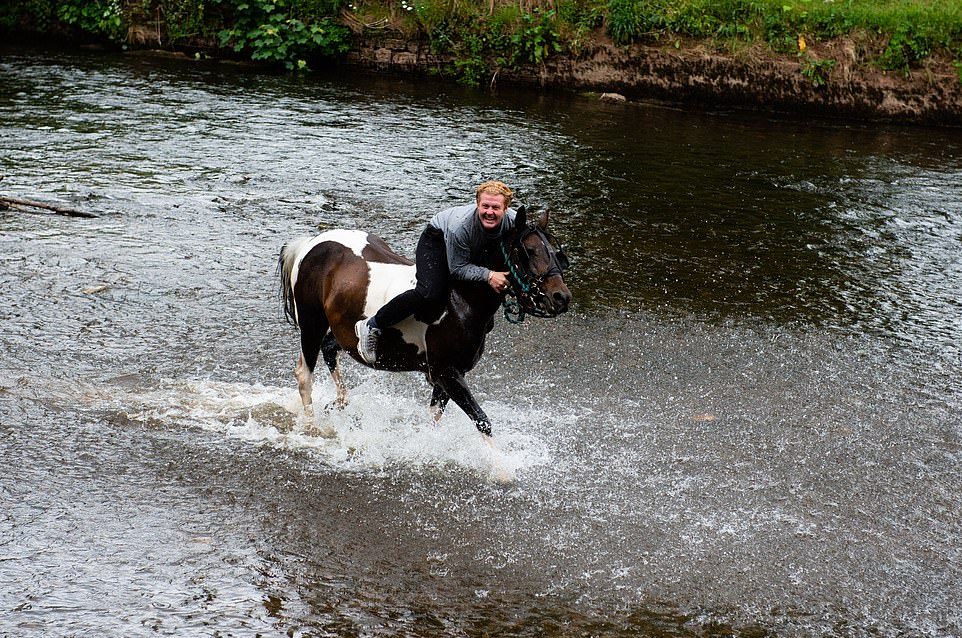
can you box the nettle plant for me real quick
[58,0,125,41]
[510,8,562,65]
[213,0,350,70]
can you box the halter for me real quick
[499,225,570,324]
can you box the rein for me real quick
[498,227,567,324]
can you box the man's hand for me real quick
[488,271,510,294]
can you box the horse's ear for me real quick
[514,204,527,229]
[538,209,550,230]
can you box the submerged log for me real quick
[0,196,98,218]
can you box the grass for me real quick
[3,0,961,81]
[599,0,962,70]
[342,0,962,81]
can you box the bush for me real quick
[212,0,351,69]
[60,0,125,40]
[1,0,125,40]
[509,8,561,65]
[4,0,962,84]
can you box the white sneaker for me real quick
[354,319,380,364]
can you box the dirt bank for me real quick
[123,17,962,125]
[348,34,962,125]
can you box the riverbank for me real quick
[348,32,962,124]
[4,0,962,124]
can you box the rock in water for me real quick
[600,92,627,103]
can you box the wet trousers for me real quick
[373,225,448,328]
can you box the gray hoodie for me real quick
[429,203,518,282]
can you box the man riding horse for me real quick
[355,180,518,364]
[279,179,570,439]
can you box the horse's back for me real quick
[286,229,429,367]
[289,229,407,283]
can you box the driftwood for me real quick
[0,196,98,218]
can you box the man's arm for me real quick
[446,229,489,282]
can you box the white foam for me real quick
[113,375,551,482]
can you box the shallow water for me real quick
[1,47,961,637]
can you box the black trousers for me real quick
[374,225,448,328]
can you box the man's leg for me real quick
[356,226,447,363]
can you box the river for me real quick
[1,47,961,637]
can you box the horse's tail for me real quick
[279,236,312,326]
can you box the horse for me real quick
[278,207,571,438]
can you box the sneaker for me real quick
[354,318,380,364]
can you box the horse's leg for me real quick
[435,370,492,436]
[295,326,322,431]
[429,384,449,423]
[295,313,337,437]
[435,371,513,483]
[321,331,347,409]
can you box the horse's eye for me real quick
[557,248,570,269]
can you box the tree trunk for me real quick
[0,196,98,218]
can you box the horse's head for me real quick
[502,207,572,318]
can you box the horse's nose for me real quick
[553,290,571,313]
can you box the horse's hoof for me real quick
[489,464,516,485]
[324,399,347,411]
[482,435,515,484]
[297,414,312,432]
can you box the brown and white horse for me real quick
[278,208,571,438]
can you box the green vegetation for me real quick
[2,0,350,69]
[2,0,961,84]
[346,0,962,84]
[212,0,350,69]
[598,0,962,75]
[383,1,566,84]
[800,53,836,88]
[58,0,125,41]
[0,0,126,41]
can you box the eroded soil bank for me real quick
[344,34,962,124]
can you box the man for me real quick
[355,180,518,364]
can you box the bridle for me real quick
[499,225,570,324]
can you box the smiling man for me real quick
[355,180,518,364]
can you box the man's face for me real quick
[477,193,507,232]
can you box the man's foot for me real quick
[354,318,380,364]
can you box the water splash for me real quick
[99,376,551,484]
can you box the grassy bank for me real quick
[376,0,962,84]
[3,0,961,83]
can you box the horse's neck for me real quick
[448,249,508,326]
[450,282,501,326]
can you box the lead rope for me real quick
[499,241,528,324]
[502,292,525,324]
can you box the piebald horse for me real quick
[278,208,571,438]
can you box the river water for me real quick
[1,47,961,637]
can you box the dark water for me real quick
[1,47,961,637]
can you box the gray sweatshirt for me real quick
[429,202,518,282]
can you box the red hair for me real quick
[475,180,513,208]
